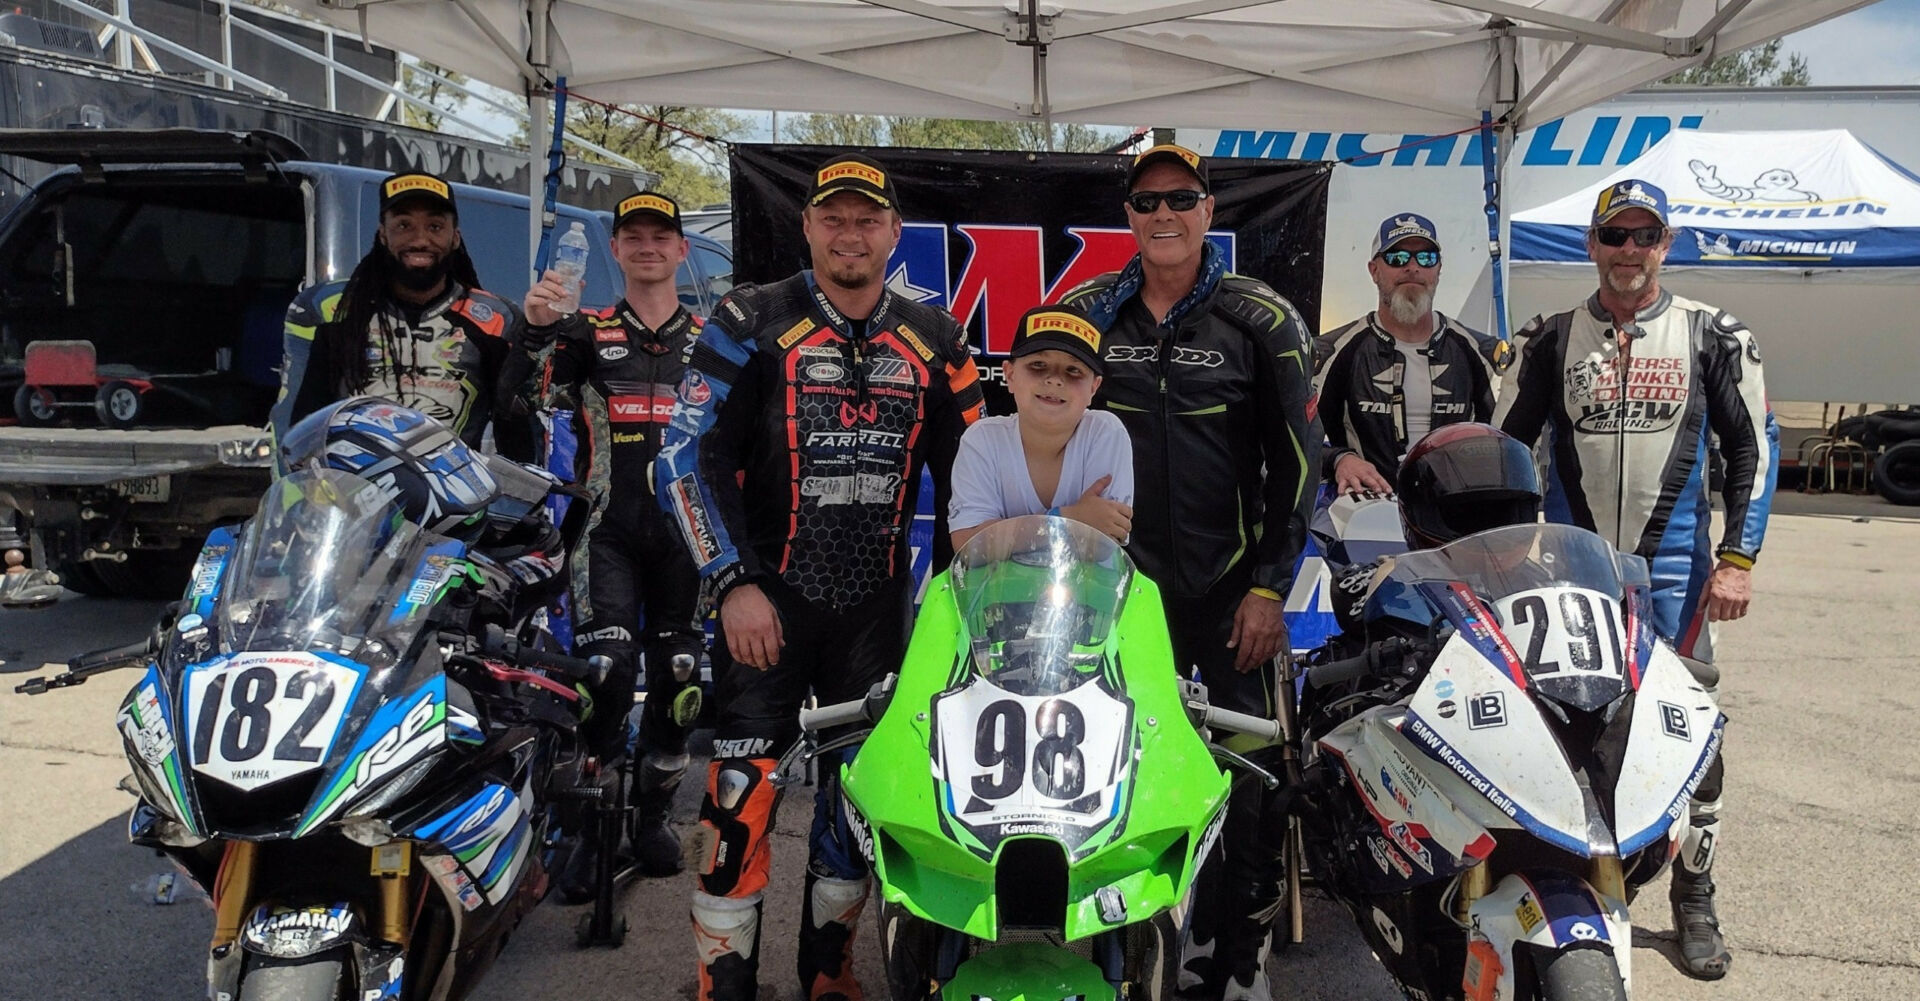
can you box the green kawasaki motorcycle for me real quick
[797,515,1282,1001]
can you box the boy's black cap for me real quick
[379,171,457,217]
[807,153,899,210]
[614,191,683,232]
[1126,143,1209,193]
[1010,306,1105,375]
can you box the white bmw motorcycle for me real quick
[1296,523,1723,1000]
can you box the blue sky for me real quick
[1783,0,1920,85]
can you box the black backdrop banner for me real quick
[729,143,1331,413]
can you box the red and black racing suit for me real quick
[653,272,983,1001]
[515,302,706,763]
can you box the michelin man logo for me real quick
[1689,160,1819,203]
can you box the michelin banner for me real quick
[730,143,1331,414]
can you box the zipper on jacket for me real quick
[1156,329,1180,588]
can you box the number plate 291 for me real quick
[185,653,362,791]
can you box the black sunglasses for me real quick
[1593,225,1666,248]
[1378,249,1440,268]
[1126,190,1206,214]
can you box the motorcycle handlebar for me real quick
[1200,705,1284,743]
[1306,636,1426,690]
[1306,652,1375,689]
[67,638,155,675]
[480,625,611,687]
[798,673,899,733]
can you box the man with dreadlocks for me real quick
[281,171,533,460]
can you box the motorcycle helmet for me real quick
[281,396,499,541]
[1395,423,1541,550]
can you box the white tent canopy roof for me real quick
[286,0,1871,134]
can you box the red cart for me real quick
[12,340,150,429]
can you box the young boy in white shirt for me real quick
[949,306,1134,550]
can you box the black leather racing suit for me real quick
[1312,311,1509,482]
[515,301,706,761]
[653,272,983,1001]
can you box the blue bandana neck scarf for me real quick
[1077,239,1225,335]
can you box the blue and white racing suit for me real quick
[1496,290,1778,664]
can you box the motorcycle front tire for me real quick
[237,951,349,1001]
[1534,948,1628,1001]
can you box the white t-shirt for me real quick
[948,411,1134,530]
[1396,338,1434,449]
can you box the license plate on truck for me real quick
[113,475,171,503]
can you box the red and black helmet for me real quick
[1396,423,1541,550]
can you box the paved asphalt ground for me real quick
[4,490,1918,1000]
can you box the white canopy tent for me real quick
[274,0,1875,296]
[1507,129,1920,402]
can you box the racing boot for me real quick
[1671,799,1730,980]
[630,750,689,876]
[1213,879,1282,1001]
[797,871,870,1001]
[694,891,764,1001]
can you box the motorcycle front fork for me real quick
[206,839,415,951]
[1452,855,1627,924]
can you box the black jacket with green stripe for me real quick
[1059,272,1321,599]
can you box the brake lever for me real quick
[1207,744,1282,790]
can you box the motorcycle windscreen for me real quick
[1393,524,1633,712]
[935,516,1136,858]
[183,469,450,797]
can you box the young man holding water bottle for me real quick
[510,192,709,895]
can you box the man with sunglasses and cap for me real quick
[1058,143,1318,1001]
[281,171,532,461]
[505,191,708,895]
[1497,178,1778,981]
[654,152,985,1001]
[1313,213,1510,494]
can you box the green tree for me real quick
[1663,38,1811,86]
[540,104,747,208]
[400,59,469,132]
[783,113,1119,152]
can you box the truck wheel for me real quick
[14,385,58,426]
[1875,441,1920,506]
[94,381,144,428]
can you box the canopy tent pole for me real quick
[526,0,553,283]
[536,78,569,277]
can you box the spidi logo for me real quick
[884,223,1237,357]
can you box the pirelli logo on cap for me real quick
[1135,144,1200,170]
[383,174,450,201]
[818,160,887,189]
[1027,311,1101,352]
[618,193,677,219]
[896,322,935,362]
[776,318,815,350]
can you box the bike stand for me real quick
[575,759,635,948]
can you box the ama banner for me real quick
[730,143,1331,412]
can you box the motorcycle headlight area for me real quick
[239,902,359,959]
[332,755,438,833]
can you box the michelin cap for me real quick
[1591,179,1670,226]
[1371,212,1441,255]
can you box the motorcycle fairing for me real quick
[846,570,1227,944]
[1396,629,1593,855]
[183,525,239,619]
[938,940,1116,1001]
[407,778,537,907]
[387,539,469,627]
[1317,711,1496,893]
[117,665,195,833]
[238,900,358,959]
[1613,646,1727,857]
[295,674,448,836]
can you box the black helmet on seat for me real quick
[1396,423,1541,549]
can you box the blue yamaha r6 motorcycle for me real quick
[22,418,605,1000]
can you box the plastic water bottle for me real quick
[551,221,591,315]
[131,871,209,906]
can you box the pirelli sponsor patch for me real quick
[817,160,886,189]
[617,193,677,220]
[896,322,935,362]
[777,318,816,350]
[382,174,450,201]
[1027,311,1101,352]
